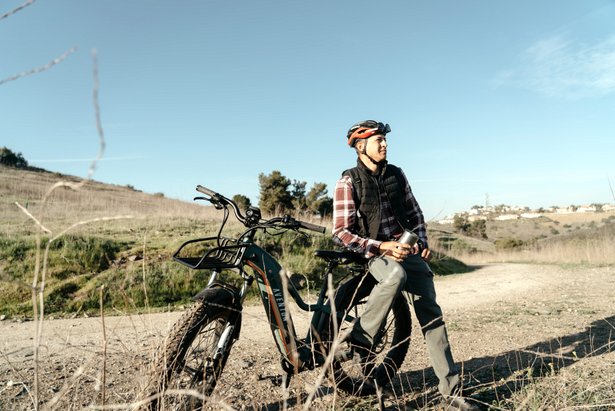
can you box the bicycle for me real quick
[136,185,412,410]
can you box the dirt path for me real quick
[2,263,614,410]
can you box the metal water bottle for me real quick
[398,229,418,246]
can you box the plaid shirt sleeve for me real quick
[399,169,429,248]
[332,175,382,258]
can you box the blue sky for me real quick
[2,0,615,220]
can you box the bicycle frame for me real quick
[234,243,350,373]
[173,185,360,375]
[175,238,363,376]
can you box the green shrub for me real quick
[450,239,477,254]
[0,234,127,315]
[45,280,83,312]
[495,237,524,250]
[0,236,31,262]
[48,234,122,276]
[429,252,472,276]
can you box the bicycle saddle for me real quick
[314,250,368,265]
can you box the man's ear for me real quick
[355,140,365,152]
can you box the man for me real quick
[332,120,479,411]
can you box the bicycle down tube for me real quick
[242,244,302,370]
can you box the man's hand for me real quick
[378,241,419,262]
[421,247,432,262]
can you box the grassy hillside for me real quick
[3,164,612,318]
[1,165,232,317]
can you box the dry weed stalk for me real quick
[0,0,35,21]
[99,285,108,407]
[303,273,342,410]
[0,47,78,86]
[141,234,150,312]
[9,49,133,410]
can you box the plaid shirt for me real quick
[332,167,428,258]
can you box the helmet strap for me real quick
[359,141,383,167]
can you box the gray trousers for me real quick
[351,253,460,396]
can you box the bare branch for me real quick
[28,49,108,409]
[89,49,106,180]
[41,50,105,203]
[54,216,134,243]
[14,202,51,234]
[42,180,87,203]
[99,285,107,407]
[0,47,77,86]
[0,0,35,21]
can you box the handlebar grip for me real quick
[196,185,218,197]
[298,220,327,234]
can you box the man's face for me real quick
[363,134,387,162]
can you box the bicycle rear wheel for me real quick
[136,288,239,411]
[328,274,411,396]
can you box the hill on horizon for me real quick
[1,164,218,238]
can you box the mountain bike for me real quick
[136,185,412,410]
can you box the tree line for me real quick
[233,170,333,217]
[0,147,28,168]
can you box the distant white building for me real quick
[602,204,615,212]
[576,205,597,213]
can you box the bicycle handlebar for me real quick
[194,185,327,234]
[196,185,217,197]
[297,220,327,234]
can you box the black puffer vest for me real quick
[342,160,412,240]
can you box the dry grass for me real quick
[1,165,224,239]
[453,231,615,267]
[502,355,615,410]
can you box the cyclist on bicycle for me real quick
[332,120,479,410]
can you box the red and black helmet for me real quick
[346,120,391,147]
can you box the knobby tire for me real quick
[136,288,236,411]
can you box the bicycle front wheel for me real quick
[137,288,238,411]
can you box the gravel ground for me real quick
[2,263,614,410]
